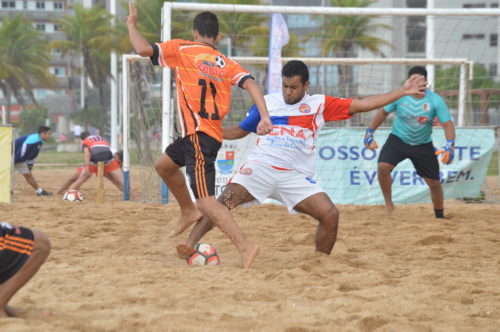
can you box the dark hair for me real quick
[408,66,427,79]
[282,60,309,84]
[193,12,219,39]
[38,126,51,134]
[115,150,123,162]
[80,131,90,140]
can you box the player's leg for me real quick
[377,134,408,215]
[185,133,259,268]
[294,193,339,254]
[57,169,81,194]
[21,171,40,191]
[177,183,256,259]
[104,169,124,192]
[68,170,93,191]
[423,177,444,213]
[196,196,259,268]
[0,228,50,317]
[409,142,444,218]
[377,162,395,214]
[155,139,202,236]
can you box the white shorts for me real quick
[14,163,31,175]
[230,161,324,213]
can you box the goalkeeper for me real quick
[364,66,456,218]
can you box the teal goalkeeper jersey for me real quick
[384,90,451,145]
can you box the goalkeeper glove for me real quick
[435,139,455,165]
[364,128,378,150]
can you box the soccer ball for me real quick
[63,190,83,202]
[215,56,226,68]
[187,243,221,266]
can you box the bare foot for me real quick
[384,204,394,216]
[170,210,203,237]
[176,242,195,259]
[241,243,260,269]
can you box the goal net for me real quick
[122,3,499,203]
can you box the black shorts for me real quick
[378,134,440,180]
[165,132,221,199]
[0,224,34,284]
[90,150,113,164]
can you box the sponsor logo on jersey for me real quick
[268,126,306,140]
[299,103,311,113]
[418,116,429,124]
[195,53,225,78]
[239,167,252,175]
[422,103,431,111]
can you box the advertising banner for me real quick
[315,128,495,205]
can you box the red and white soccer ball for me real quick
[63,190,84,202]
[187,243,221,266]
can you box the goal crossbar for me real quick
[166,2,500,17]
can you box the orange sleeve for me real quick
[324,96,353,121]
[155,39,181,68]
[226,59,252,88]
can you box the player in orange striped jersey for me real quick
[127,3,272,267]
[67,132,123,194]
[0,222,50,317]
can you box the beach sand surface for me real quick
[0,169,498,332]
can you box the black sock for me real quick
[434,209,444,218]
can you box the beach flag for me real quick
[267,14,289,94]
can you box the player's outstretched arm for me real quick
[242,79,272,135]
[223,126,251,140]
[348,74,426,114]
[127,2,153,57]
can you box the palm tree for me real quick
[52,4,119,132]
[0,15,55,123]
[308,0,392,97]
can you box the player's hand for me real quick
[401,74,427,97]
[364,128,378,150]
[127,2,138,26]
[256,117,273,136]
[435,139,455,165]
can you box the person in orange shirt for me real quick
[65,132,123,199]
[57,150,123,195]
[127,2,272,268]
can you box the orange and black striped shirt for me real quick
[151,40,253,142]
[0,223,33,256]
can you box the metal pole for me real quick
[458,63,466,127]
[122,55,130,201]
[161,3,172,204]
[426,0,435,89]
[1,105,6,125]
[110,0,118,151]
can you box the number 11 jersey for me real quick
[151,40,253,142]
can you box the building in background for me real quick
[0,0,76,123]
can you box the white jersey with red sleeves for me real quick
[239,93,352,177]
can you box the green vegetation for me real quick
[0,15,56,123]
[18,107,48,136]
[487,150,499,176]
[53,4,127,135]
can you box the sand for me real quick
[0,169,498,332]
